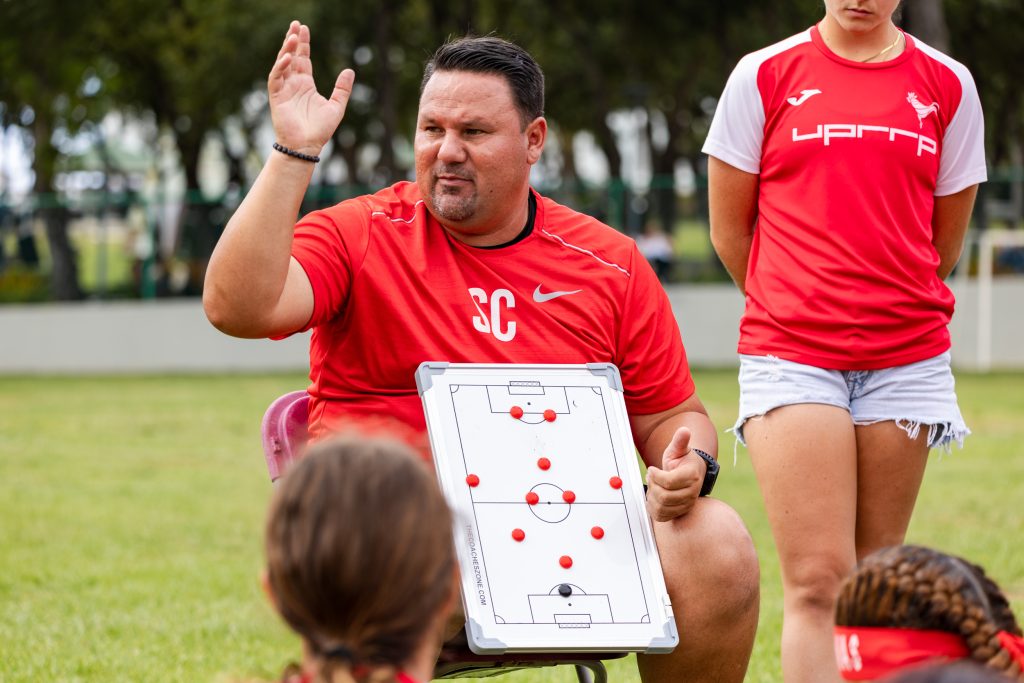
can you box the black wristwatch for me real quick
[690,448,719,497]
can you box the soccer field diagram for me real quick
[417,363,677,653]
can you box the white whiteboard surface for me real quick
[417,362,677,654]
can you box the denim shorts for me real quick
[732,351,969,451]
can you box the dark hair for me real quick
[421,36,545,127]
[882,660,1016,683]
[836,545,1023,680]
[265,436,456,683]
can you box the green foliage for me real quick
[1,0,1023,296]
[91,0,312,181]
[0,371,1020,682]
[0,2,101,225]
[944,0,1024,166]
[0,263,50,302]
[2,0,1021,184]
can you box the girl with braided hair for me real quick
[834,545,1024,681]
[262,436,459,683]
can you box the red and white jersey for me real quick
[287,181,695,445]
[703,25,987,369]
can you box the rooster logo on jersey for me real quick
[907,92,940,129]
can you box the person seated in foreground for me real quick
[262,436,458,683]
[834,545,1024,681]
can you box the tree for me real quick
[0,1,105,299]
[94,0,309,293]
[901,0,951,53]
[942,0,1024,229]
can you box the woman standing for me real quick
[703,1,986,681]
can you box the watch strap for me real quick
[691,448,719,497]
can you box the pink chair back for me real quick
[260,390,310,482]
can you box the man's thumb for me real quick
[662,427,692,469]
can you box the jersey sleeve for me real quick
[289,199,372,332]
[935,65,987,196]
[701,53,767,174]
[614,246,695,416]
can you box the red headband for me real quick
[997,630,1024,670]
[834,626,970,680]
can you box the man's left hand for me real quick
[645,427,707,522]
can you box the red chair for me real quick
[260,391,625,682]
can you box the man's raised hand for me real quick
[268,21,355,157]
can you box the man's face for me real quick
[415,70,545,245]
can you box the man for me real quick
[205,21,758,683]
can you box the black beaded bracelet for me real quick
[272,142,320,163]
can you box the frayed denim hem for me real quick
[854,418,971,453]
[730,416,970,463]
[726,415,764,466]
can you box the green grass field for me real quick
[1,371,1021,682]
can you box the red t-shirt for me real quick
[703,26,987,369]
[287,182,694,446]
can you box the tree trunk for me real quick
[374,0,399,184]
[33,115,82,300]
[40,205,79,300]
[178,127,220,295]
[558,127,579,187]
[901,0,950,53]
[217,129,246,190]
[426,0,477,44]
[334,135,361,190]
[650,109,679,235]
[594,119,624,183]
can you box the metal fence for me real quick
[2,171,1022,303]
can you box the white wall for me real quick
[1,281,1022,374]
[0,300,310,374]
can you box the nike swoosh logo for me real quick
[533,285,582,303]
[787,89,822,106]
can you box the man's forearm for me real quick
[633,400,719,470]
[203,153,315,337]
[644,410,719,468]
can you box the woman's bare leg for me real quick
[746,404,858,683]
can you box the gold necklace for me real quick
[861,31,903,62]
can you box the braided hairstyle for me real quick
[835,545,1023,681]
[265,436,457,683]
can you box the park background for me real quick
[1,0,1022,681]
